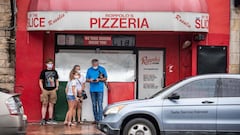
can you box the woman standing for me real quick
[64,71,79,126]
[72,65,86,124]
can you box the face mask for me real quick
[76,70,81,74]
[93,66,98,69]
[46,64,53,69]
[74,75,79,79]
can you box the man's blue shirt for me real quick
[86,66,107,93]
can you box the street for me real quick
[26,123,105,135]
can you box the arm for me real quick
[86,69,93,82]
[98,77,107,82]
[65,83,68,94]
[55,79,59,90]
[72,86,78,99]
[86,79,93,83]
[71,80,78,99]
[99,68,108,82]
[39,71,45,91]
[39,79,45,91]
[81,82,86,90]
[55,71,59,90]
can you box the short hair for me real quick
[45,58,54,63]
[91,59,99,63]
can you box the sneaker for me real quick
[46,119,58,125]
[40,119,46,125]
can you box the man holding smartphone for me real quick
[86,59,107,122]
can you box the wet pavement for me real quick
[26,123,105,135]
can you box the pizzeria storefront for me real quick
[15,0,230,122]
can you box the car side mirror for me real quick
[168,93,180,100]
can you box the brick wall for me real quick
[229,0,240,73]
[0,0,15,92]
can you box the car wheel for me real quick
[123,118,157,135]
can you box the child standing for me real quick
[71,65,86,124]
[64,71,80,126]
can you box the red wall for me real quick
[16,0,230,122]
[16,0,44,122]
[191,0,230,75]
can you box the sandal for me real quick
[63,121,68,125]
[68,122,75,126]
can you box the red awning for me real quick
[27,0,209,32]
[29,0,208,13]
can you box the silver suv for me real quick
[98,74,240,135]
[0,89,27,135]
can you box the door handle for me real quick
[201,101,214,104]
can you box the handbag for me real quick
[81,90,88,100]
[76,79,88,100]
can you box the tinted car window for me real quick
[175,79,218,98]
[220,78,240,97]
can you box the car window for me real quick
[220,78,240,97]
[150,83,177,98]
[174,79,218,98]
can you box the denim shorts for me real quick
[67,95,76,101]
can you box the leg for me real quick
[41,103,48,119]
[40,103,48,125]
[40,91,49,124]
[67,101,75,126]
[49,90,57,120]
[48,103,54,119]
[77,102,82,122]
[64,111,69,124]
[72,101,77,122]
[96,92,104,121]
[67,101,72,122]
[90,92,98,121]
[66,101,71,122]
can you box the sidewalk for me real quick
[26,123,105,135]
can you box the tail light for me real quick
[6,97,20,115]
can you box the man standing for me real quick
[39,59,59,125]
[86,59,107,122]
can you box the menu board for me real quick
[56,34,135,47]
[84,35,112,46]
[138,50,164,99]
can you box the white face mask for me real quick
[76,70,81,74]
[46,64,53,69]
[93,66,98,69]
[74,75,79,79]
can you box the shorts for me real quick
[40,90,57,104]
[67,95,76,101]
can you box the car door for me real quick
[217,78,240,133]
[162,78,219,134]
